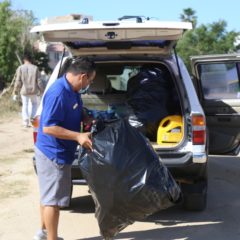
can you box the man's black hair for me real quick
[67,57,96,75]
[23,53,33,63]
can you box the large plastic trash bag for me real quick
[79,119,181,239]
[127,66,176,141]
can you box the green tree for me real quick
[15,9,38,54]
[0,0,37,87]
[177,8,240,71]
[180,8,197,29]
[0,0,21,84]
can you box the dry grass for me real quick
[0,92,21,120]
[0,152,34,201]
[0,179,29,199]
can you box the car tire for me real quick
[181,180,207,211]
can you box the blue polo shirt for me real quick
[36,75,82,164]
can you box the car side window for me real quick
[198,63,240,99]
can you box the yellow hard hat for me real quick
[157,115,183,146]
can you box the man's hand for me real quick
[12,95,17,101]
[77,132,92,151]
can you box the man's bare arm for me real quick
[43,125,92,150]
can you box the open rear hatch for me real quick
[31,18,192,56]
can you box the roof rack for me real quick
[118,15,148,23]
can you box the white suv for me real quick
[31,16,209,211]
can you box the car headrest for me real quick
[89,72,111,94]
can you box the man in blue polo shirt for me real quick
[34,57,96,240]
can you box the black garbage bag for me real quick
[127,66,173,140]
[79,119,181,239]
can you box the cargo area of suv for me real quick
[67,59,182,143]
[31,16,208,211]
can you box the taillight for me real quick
[192,114,206,145]
[32,116,40,144]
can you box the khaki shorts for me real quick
[35,147,72,207]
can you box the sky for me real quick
[11,0,240,31]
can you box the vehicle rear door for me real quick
[30,18,192,57]
[191,54,240,155]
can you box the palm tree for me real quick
[180,8,197,29]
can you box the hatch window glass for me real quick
[198,63,240,99]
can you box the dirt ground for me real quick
[0,115,38,239]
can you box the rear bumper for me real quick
[159,152,208,182]
[71,151,207,183]
[33,151,208,185]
